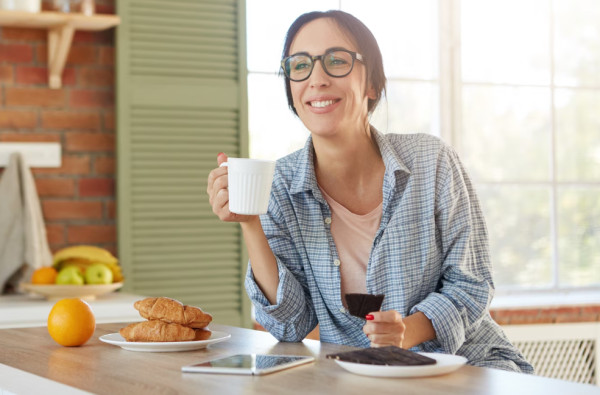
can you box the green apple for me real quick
[55,266,84,285]
[84,263,113,285]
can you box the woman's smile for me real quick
[306,96,342,113]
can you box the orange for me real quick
[31,267,58,284]
[47,298,96,347]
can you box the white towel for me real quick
[0,152,53,293]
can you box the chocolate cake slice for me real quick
[327,346,437,366]
[345,293,385,318]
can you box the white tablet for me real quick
[181,354,315,375]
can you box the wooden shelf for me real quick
[0,10,120,88]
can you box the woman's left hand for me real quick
[362,310,406,348]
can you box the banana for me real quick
[53,245,124,283]
[53,245,118,265]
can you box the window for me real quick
[246,0,600,292]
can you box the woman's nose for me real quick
[309,60,330,87]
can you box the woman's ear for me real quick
[366,84,377,100]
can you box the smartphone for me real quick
[181,354,315,375]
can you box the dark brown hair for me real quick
[281,10,387,116]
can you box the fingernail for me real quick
[365,314,374,320]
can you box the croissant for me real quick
[194,328,212,341]
[119,320,196,342]
[133,297,212,329]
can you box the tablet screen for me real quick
[182,354,315,375]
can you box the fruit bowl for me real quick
[21,282,124,301]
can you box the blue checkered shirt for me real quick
[245,131,533,373]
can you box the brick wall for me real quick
[0,0,117,255]
[491,306,600,325]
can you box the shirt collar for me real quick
[290,136,318,195]
[372,127,411,176]
[289,127,411,195]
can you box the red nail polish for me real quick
[365,314,374,320]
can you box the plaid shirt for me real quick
[245,130,533,373]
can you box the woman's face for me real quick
[288,18,374,139]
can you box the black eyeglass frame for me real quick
[280,48,364,82]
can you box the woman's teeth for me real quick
[310,100,335,108]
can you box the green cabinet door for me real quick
[116,0,250,327]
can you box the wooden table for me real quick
[1,323,598,395]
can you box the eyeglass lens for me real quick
[285,50,355,81]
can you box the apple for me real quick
[55,266,85,285]
[84,263,113,285]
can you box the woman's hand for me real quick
[362,310,406,348]
[206,152,255,223]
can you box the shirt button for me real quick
[333,259,341,267]
[339,307,346,313]
[324,217,332,224]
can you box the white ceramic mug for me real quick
[220,158,275,215]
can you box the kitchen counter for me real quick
[1,323,599,395]
[0,292,145,329]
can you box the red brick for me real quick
[96,3,115,14]
[93,156,115,174]
[65,132,115,152]
[0,131,59,142]
[42,111,101,130]
[78,68,114,87]
[551,306,582,315]
[492,308,540,318]
[98,47,114,66]
[69,90,114,108]
[0,44,33,62]
[5,87,66,107]
[14,66,46,85]
[582,305,600,314]
[16,66,76,86]
[103,111,114,131]
[73,30,114,45]
[35,44,97,65]
[33,155,90,175]
[493,316,511,326]
[1,27,46,42]
[0,111,38,129]
[0,65,13,83]
[67,45,97,65]
[79,177,114,197]
[67,224,116,243]
[106,200,116,219]
[35,178,75,197]
[45,224,66,245]
[42,200,103,220]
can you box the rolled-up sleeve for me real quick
[244,182,318,342]
[411,146,494,354]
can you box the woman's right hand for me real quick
[206,152,255,223]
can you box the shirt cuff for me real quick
[410,292,466,354]
[244,258,306,324]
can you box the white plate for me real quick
[21,282,124,300]
[99,330,231,352]
[333,352,467,378]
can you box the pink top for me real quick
[319,186,382,307]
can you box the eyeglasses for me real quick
[281,48,364,82]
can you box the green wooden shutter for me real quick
[116,0,250,327]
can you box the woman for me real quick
[207,10,533,373]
